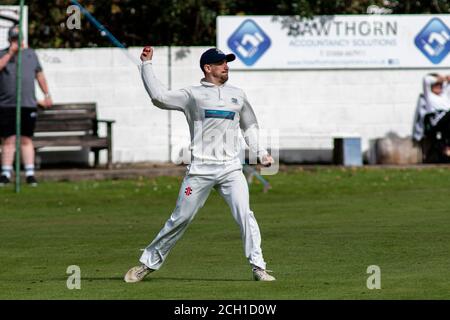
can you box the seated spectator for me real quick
[413,73,450,159]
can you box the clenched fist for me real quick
[140,46,153,62]
[261,154,274,167]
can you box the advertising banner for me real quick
[0,5,28,50]
[217,15,450,69]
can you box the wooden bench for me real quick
[33,103,115,168]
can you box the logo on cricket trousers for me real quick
[415,18,450,64]
[185,186,193,196]
[227,19,271,66]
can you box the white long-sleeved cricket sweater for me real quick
[140,60,268,174]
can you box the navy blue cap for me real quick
[200,48,235,71]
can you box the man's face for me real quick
[432,82,443,95]
[205,59,229,84]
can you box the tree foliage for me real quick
[3,0,450,48]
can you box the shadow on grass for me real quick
[79,276,252,282]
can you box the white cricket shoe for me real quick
[253,267,276,281]
[124,264,153,283]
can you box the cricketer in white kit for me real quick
[124,47,276,282]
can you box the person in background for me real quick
[0,25,52,187]
[413,73,450,158]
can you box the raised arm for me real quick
[140,46,189,112]
[240,93,273,166]
[0,42,17,71]
[444,75,450,98]
[423,74,436,97]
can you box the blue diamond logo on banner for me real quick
[227,19,271,66]
[415,18,450,64]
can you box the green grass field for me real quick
[1,167,449,299]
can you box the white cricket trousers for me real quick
[139,166,267,270]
